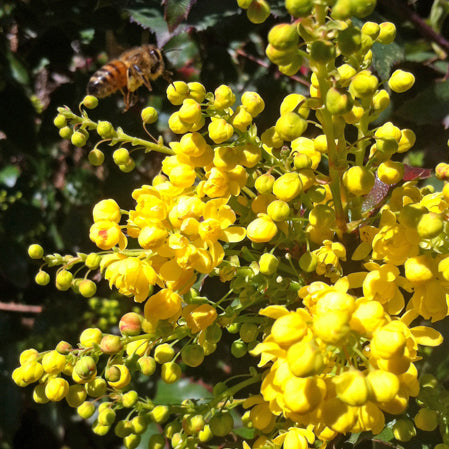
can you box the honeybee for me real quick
[87,44,172,110]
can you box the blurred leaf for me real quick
[164,0,195,33]
[184,0,241,31]
[372,41,404,81]
[396,79,449,124]
[6,51,29,86]
[0,165,20,188]
[154,377,211,404]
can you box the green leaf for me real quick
[372,41,404,81]
[396,79,449,124]
[154,378,212,404]
[164,0,194,33]
[0,165,20,187]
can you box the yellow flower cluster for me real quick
[252,279,442,439]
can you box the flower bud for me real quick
[154,343,175,364]
[86,377,107,397]
[150,405,170,424]
[267,200,290,222]
[100,334,123,354]
[77,401,96,419]
[82,95,98,109]
[209,412,234,436]
[247,0,270,23]
[141,106,158,124]
[55,269,73,291]
[97,121,116,139]
[258,253,280,275]
[393,419,416,442]
[389,69,415,93]
[74,356,97,382]
[88,148,105,166]
[325,87,353,115]
[285,0,314,18]
[181,344,205,367]
[119,312,143,336]
[275,112,308,141]
[161,362,182,384]
[71,130,88,147]
[417,213,443,239]
[28,243,44,259]
[45,377,69,401]
[35,271,50,286]
[342,166,374,196]
[414,408,438,431]
[377,22,396,45]
[167,81,190,105]
[287,339,324,377]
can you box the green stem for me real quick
[314,66,347,237]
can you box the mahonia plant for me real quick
[14,0,449,448]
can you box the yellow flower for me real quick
[362,262,409,314]
[107,364,131,389]
[144,288,182,321]
[313,240,346,281]
[92,199,121,223]
[372,222,419,265]
[410,279,449,322]
[247,214,278,243]
[183,304,217,333]
[89,220,127,250]
[104,255,158,303]
[45,378,69,401]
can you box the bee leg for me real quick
[163,70,173,85]
[132,64,153,92]
[121,88,131,112]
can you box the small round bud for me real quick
[389,69,415,93]
[82,95,99,109]
[268,23,299,50]
[275,112,308,141]
[35,271,50,286]
[267,199,290,222]
[122,390,139,408]
[247,0,270,24]
[59,126,73,139]
[342,166,375,196]
[167,81,190,105]
[309,40,336,65]
[100,334,123,354]
[231,339,247,358]
[150,405,170,424]
[393,419,416,442]
[118,159,135,173]
[181,344,205,367]
[85,252,101,269]
[259,253,280,275]
[417,213,444,239]
[148,434,166,449]
[237,0,253,8]
[55,269,73,291]
[113,148,130,165]
[53,114,67,128]
[97,121,116,139]
[239,322,259,343]
[124,434,141,449]
[78,279,97,298]
[299,252,318,272]
[377,160,404,184]
[377,22,396,45]
[77,401,96,419]
[161,362,182,384]
[71,130,88,147]
[414,408,438,431]
[209,412,234,437]
[119,312,143,336]
[285,0,314,18]
[88,149,105,166]
[141,106,159,124]
[155,343,175,364]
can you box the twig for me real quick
[0,302,43,313]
